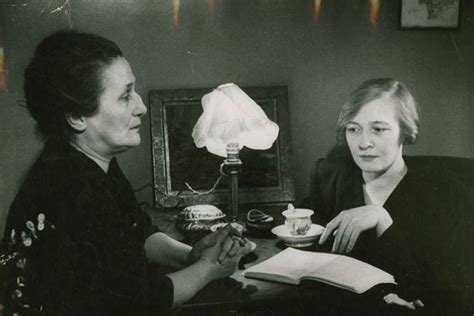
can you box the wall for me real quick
[1,0,473,236]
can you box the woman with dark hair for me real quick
[308,78,474,314]
[3,30,250,315]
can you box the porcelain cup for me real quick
[282,208,314,236]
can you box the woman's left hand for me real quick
[319,205,392,253]
[188,225,242,264]
[217,236,252,263]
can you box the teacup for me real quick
[282,208,314,236]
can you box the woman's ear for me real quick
[65,113,87,132]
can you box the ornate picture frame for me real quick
[149,86,295,209]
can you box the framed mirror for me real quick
[149,86,295,209]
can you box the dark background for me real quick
[1,0,473,236]
[166,98,279,191]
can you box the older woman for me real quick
[308,78,474,314]
[3,30,250,315]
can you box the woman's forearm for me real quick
[167,260,214,307]
[375,206,393,237]
[144,232,191,269]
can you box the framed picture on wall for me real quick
[400,0,460,29]
[149,86,295,209]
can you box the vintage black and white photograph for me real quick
[0,0,473,315]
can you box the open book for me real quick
[243,248,395,294]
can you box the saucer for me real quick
[249,241,257,252]
[271,224,325,248]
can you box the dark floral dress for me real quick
[2,140,173,315]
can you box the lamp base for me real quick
[221,143,242,227]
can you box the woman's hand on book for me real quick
[319,205,392,253]
[384,293,424,311]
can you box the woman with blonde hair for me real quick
[308,78,474,314]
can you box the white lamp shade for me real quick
[192,83,279,157]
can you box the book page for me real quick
[244,248,395,293]
[244,248,338,284]
[310,255,395,293]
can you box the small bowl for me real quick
[176,204,226,222]
[246,209,275,237]
[271,224,324,248]
[175,205,226,242]
[175,219,224,242]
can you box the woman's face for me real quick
[345,97,403,179]
[84,57,147,157]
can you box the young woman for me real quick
[309,78,474,314]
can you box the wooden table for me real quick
[148,207,396,316]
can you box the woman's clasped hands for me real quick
[319,205,393,254]
[189,224,252,279]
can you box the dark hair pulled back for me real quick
[24,29,123,139]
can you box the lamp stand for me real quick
[223,143,242,222]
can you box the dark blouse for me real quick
[3,140,173,315]
[306,154,474,314]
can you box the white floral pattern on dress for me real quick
[1,212,55,316]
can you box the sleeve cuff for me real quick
[376,207,393,238]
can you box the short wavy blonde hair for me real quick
[336,78,420,146]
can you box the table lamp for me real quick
[192,83,279,222]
